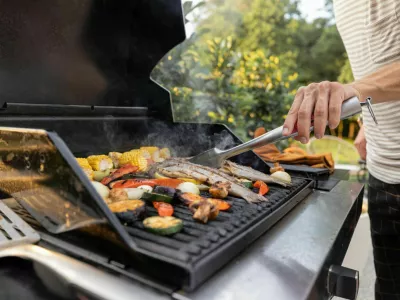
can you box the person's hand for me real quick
[354,125,367,160]
[283,82,359,143]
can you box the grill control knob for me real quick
[327,265,359,300]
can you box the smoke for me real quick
[141,119,238,157]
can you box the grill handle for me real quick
[0,244,166,300]
[218,96,374,161]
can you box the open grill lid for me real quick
[0,0,186,121]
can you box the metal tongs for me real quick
[189,97,377,168]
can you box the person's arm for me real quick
[351,62,400,103]
[283,62,400,144]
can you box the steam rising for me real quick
[145,120,237,157]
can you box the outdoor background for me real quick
[153,2,373,296]
[152,0,361,166]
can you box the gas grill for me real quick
[0,1,362,299]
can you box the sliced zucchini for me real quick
[239,179,253,189]
[143,216,183,236]
[141,192,174,203]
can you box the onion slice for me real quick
[124,188,145,200]
[271,171,292,184]
[177,182,200,195]
[137,185,153,193]
[91,181,110,199]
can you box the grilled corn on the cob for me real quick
[87,155,113,171]
[108,152,122,168]
[76,158,91,169]
[76,158,94,180]
[160,148,171,159]
[118,150,148,171]
[152,150,165,163]
[140,147,159,155]
[138,149,151,159]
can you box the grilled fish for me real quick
[155,159,268,203]
[220,160,289,187]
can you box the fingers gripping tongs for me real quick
[189,97,377,168]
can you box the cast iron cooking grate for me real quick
[122,177,309,263]
[3,176,312,292]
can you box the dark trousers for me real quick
[369,175,400,300]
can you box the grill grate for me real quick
[3,177,313,292]
[0,201,40,248]
[119,177,309,264]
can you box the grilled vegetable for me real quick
[111,179,156,189]
[179,192,230,211]
[239,179,253,189]
[77,158,94,180]
[153,186,176,198]
[138,185,153,193]
[87,155,113,172]
[189,199,219,224]
[108,152,122,168]
[101,164,139,185]
[142,192,173,203]
[140,147,159,155]
[108,200,146,223]
[123,188,145,200]
[152,179,185,188]
[91,181,109,199]
[177,182,200,195]
[178,193,206,205]
[109,189,129,203]
[118,150,148,171]
[138,149,151,159]
[93,170,111,182]
[152,150,165,163]
[159,148,171,159]
[153,202,174,217]
[209,181,230,199]
[270,171,291,185]
[111,178,184,189]
[253,181,269,196]
[209,199,231,211]
[143,216,183,236]
[270,162,285,174]
[77,158,91,169]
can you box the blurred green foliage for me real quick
[152,0,357,141]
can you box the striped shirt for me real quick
[334,0,400,184]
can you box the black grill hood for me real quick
[0,0,186,121]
